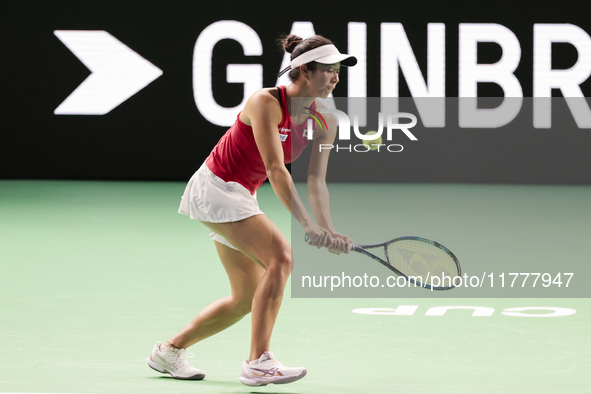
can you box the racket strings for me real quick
[385,239,459,288]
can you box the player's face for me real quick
[308,63,340,97]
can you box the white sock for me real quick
[160,343,179,353]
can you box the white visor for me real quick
[291,44,357,68]
[277,44,357,77]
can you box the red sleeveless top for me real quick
[205,86,312,195]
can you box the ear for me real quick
[300,64,310,79]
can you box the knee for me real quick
[267,251,293,278]
[231,295,253,317]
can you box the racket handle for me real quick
[306,233,358,252]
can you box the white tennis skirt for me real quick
[178,162,264,250]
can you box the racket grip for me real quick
[306,233,357,253]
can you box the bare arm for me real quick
[307,107,336,232]
[242,90,334,248]
[307,101,352,254]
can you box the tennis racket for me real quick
[305,234,461,290]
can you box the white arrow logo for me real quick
[54,30,163,115]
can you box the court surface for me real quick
[1,180,590,394]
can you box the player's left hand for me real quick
[327,231,352,255]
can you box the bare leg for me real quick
[167,240,265,349]
[170,214,292,361]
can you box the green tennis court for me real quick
[1,180,590,393]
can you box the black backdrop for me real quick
[1,0,591,182]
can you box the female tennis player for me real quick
[147,34,356,387]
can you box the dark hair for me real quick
[277,34,334,82]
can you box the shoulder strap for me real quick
[277,87,283,111]
[278,86,290,119]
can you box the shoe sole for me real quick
[239,369,307,387]
[147,357,205,380]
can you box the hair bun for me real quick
[282,35,303,54]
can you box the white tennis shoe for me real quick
[146,341,205,380]
[239,351,307,386]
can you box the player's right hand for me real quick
[304,224,334,249]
